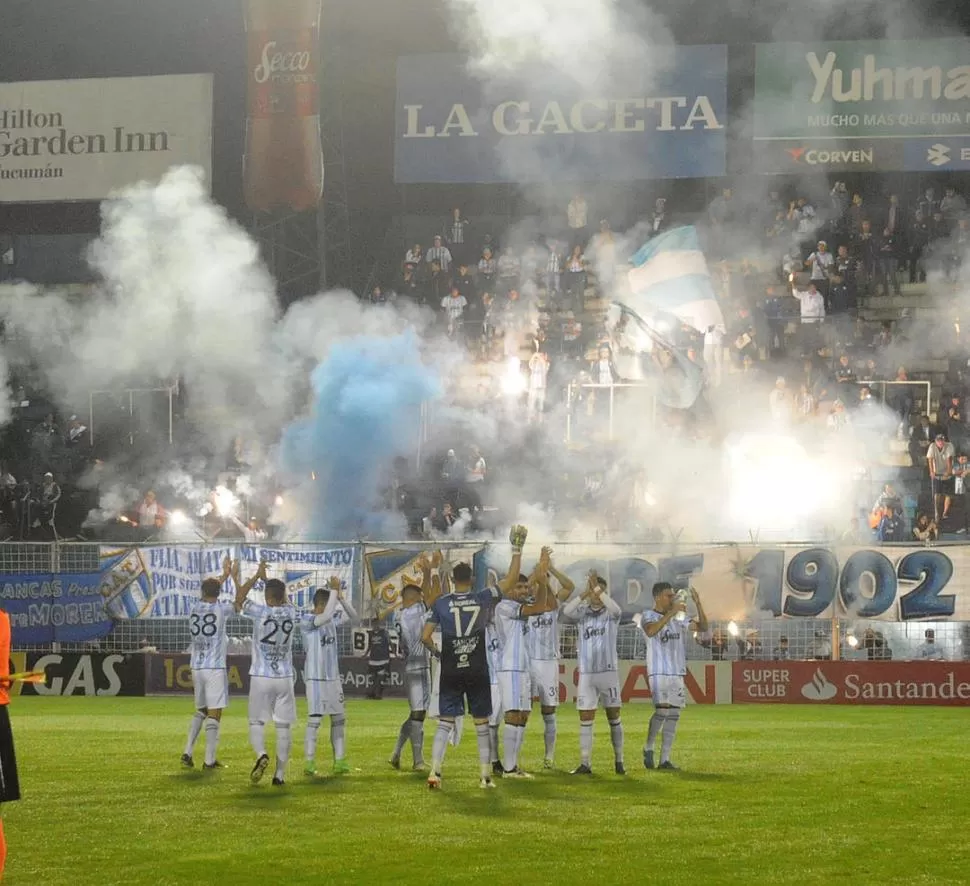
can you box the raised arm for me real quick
[546,549,575,601]
[234,560,267,611]
[497,524,528,593]
[312,578,341,627]
[690,588,709,633]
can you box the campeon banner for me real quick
[394,47,727,183]
[0,74,213,202]
[753,39,970,172]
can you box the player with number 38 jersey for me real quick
[181,558,236,772]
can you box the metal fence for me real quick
[5,540,969,662]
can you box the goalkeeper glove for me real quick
[509,524,528,554]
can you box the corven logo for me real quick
[800,667,838,701]
[927,143,951,166]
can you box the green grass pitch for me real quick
[7,698,969,885]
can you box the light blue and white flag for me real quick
[627,226,724,333]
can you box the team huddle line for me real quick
[180,526,708,789]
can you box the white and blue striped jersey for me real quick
[241,600,298,678]
[188,600,235,670]
[395,603,429,674]
[642,609,687,677]
[486,624,501,685]
[494,598,529,672]
[572,604,620,674]
[301,604,347,682]
[526,607,560,661]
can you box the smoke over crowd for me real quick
[0,0,967,547]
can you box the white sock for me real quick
[503,723,519,771]
[410,719,425,765]
[305,715,322,761]
[489,725,500,763]
[475,722,492,778]
[185,711,205,756]
[542,712,557,760]
[431,720,454,774]
[515,723,527,767]
[392,719,410,761]
[579,722,594,766]
[450,715,464,746]
[660,710,680,764]
[203,717,220,766]
[645,710,663,752]
[275,723,292,779]
[249,720,267,758]
[331,716,346,761]
[608,717,624,764]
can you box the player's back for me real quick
[398,603,429,673]
[243,600,298,678]
[188,599,234,670]
[494,599,529,672]
[575,605,619,674]
[301,605,345,681]
[431,588,497,677]
[642,609,687,676]
[527,607,560,661]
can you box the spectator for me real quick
[792,280,825,326]
[913,513,939,542]
[441,286,467,339]
[877,227,902,296]
[768,377,791,423]
[914,629,944,661]
[137,490,161,528]
[527,350,550,423]
[445,207,469,265]
[651,197,669,234]
[827,399,850,431]
[567,192,589,246]
[804,240,834,307]
[477,247,496,292]
[404,242,423,269]
[426,234,452,275]
[773,635,791,660]
[927,433,955,525]
[862,627,892,660]
[563,245,587,315]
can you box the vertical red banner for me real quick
[243,0,324,212]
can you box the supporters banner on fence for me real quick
[0,573,112,645]
[362,544,489,618]
[10,652,146,697]
[236,544,357,612]
[510,543,969,622]
[394,47,726,183]
[733,660,970,706]
[0,74,213,202]
[753,39,970,172]
[144,654,404,698]
[99,544,236,620]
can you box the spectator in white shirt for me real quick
[914,629,945,660]
[231,515,267,543]
[804,240,834,308]
[793,281,825,323]
[426,235,452,274]
[441,286,467,338]
[768,377,791,423]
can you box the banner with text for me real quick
[0,573,112,645]
[753,39,970,172]
[0,74,213,202]
[733,660,970,705]
[236,544,358,612]
[513,543,970,622]
[394,48,727,183]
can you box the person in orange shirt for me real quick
[0,608,21,879]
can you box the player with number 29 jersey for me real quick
[242,599,298,678]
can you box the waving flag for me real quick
[627,226,724,333]
[612,302,704,409]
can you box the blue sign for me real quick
[394,48,727,184]
[0,574,113,646]
[904,137,970,172]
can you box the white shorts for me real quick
[577,671,621,711]
[498,670,531,712]
[529,659,560,707]
[405,669,431,713]
[306,679,344,717]
[488,682,503,728]
[192,668,228,711]
[249,675,297,725]
[650,675,687,709]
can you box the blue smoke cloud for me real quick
[280,331,441,540]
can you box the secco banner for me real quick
[394,48,726,183]
[0,74,213,202]
[539,543,970,622]
[733,660,970,706]
[144,654,405,699]
[10,652,146,697]
[0,573,112,645]
[753,39,970,172]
